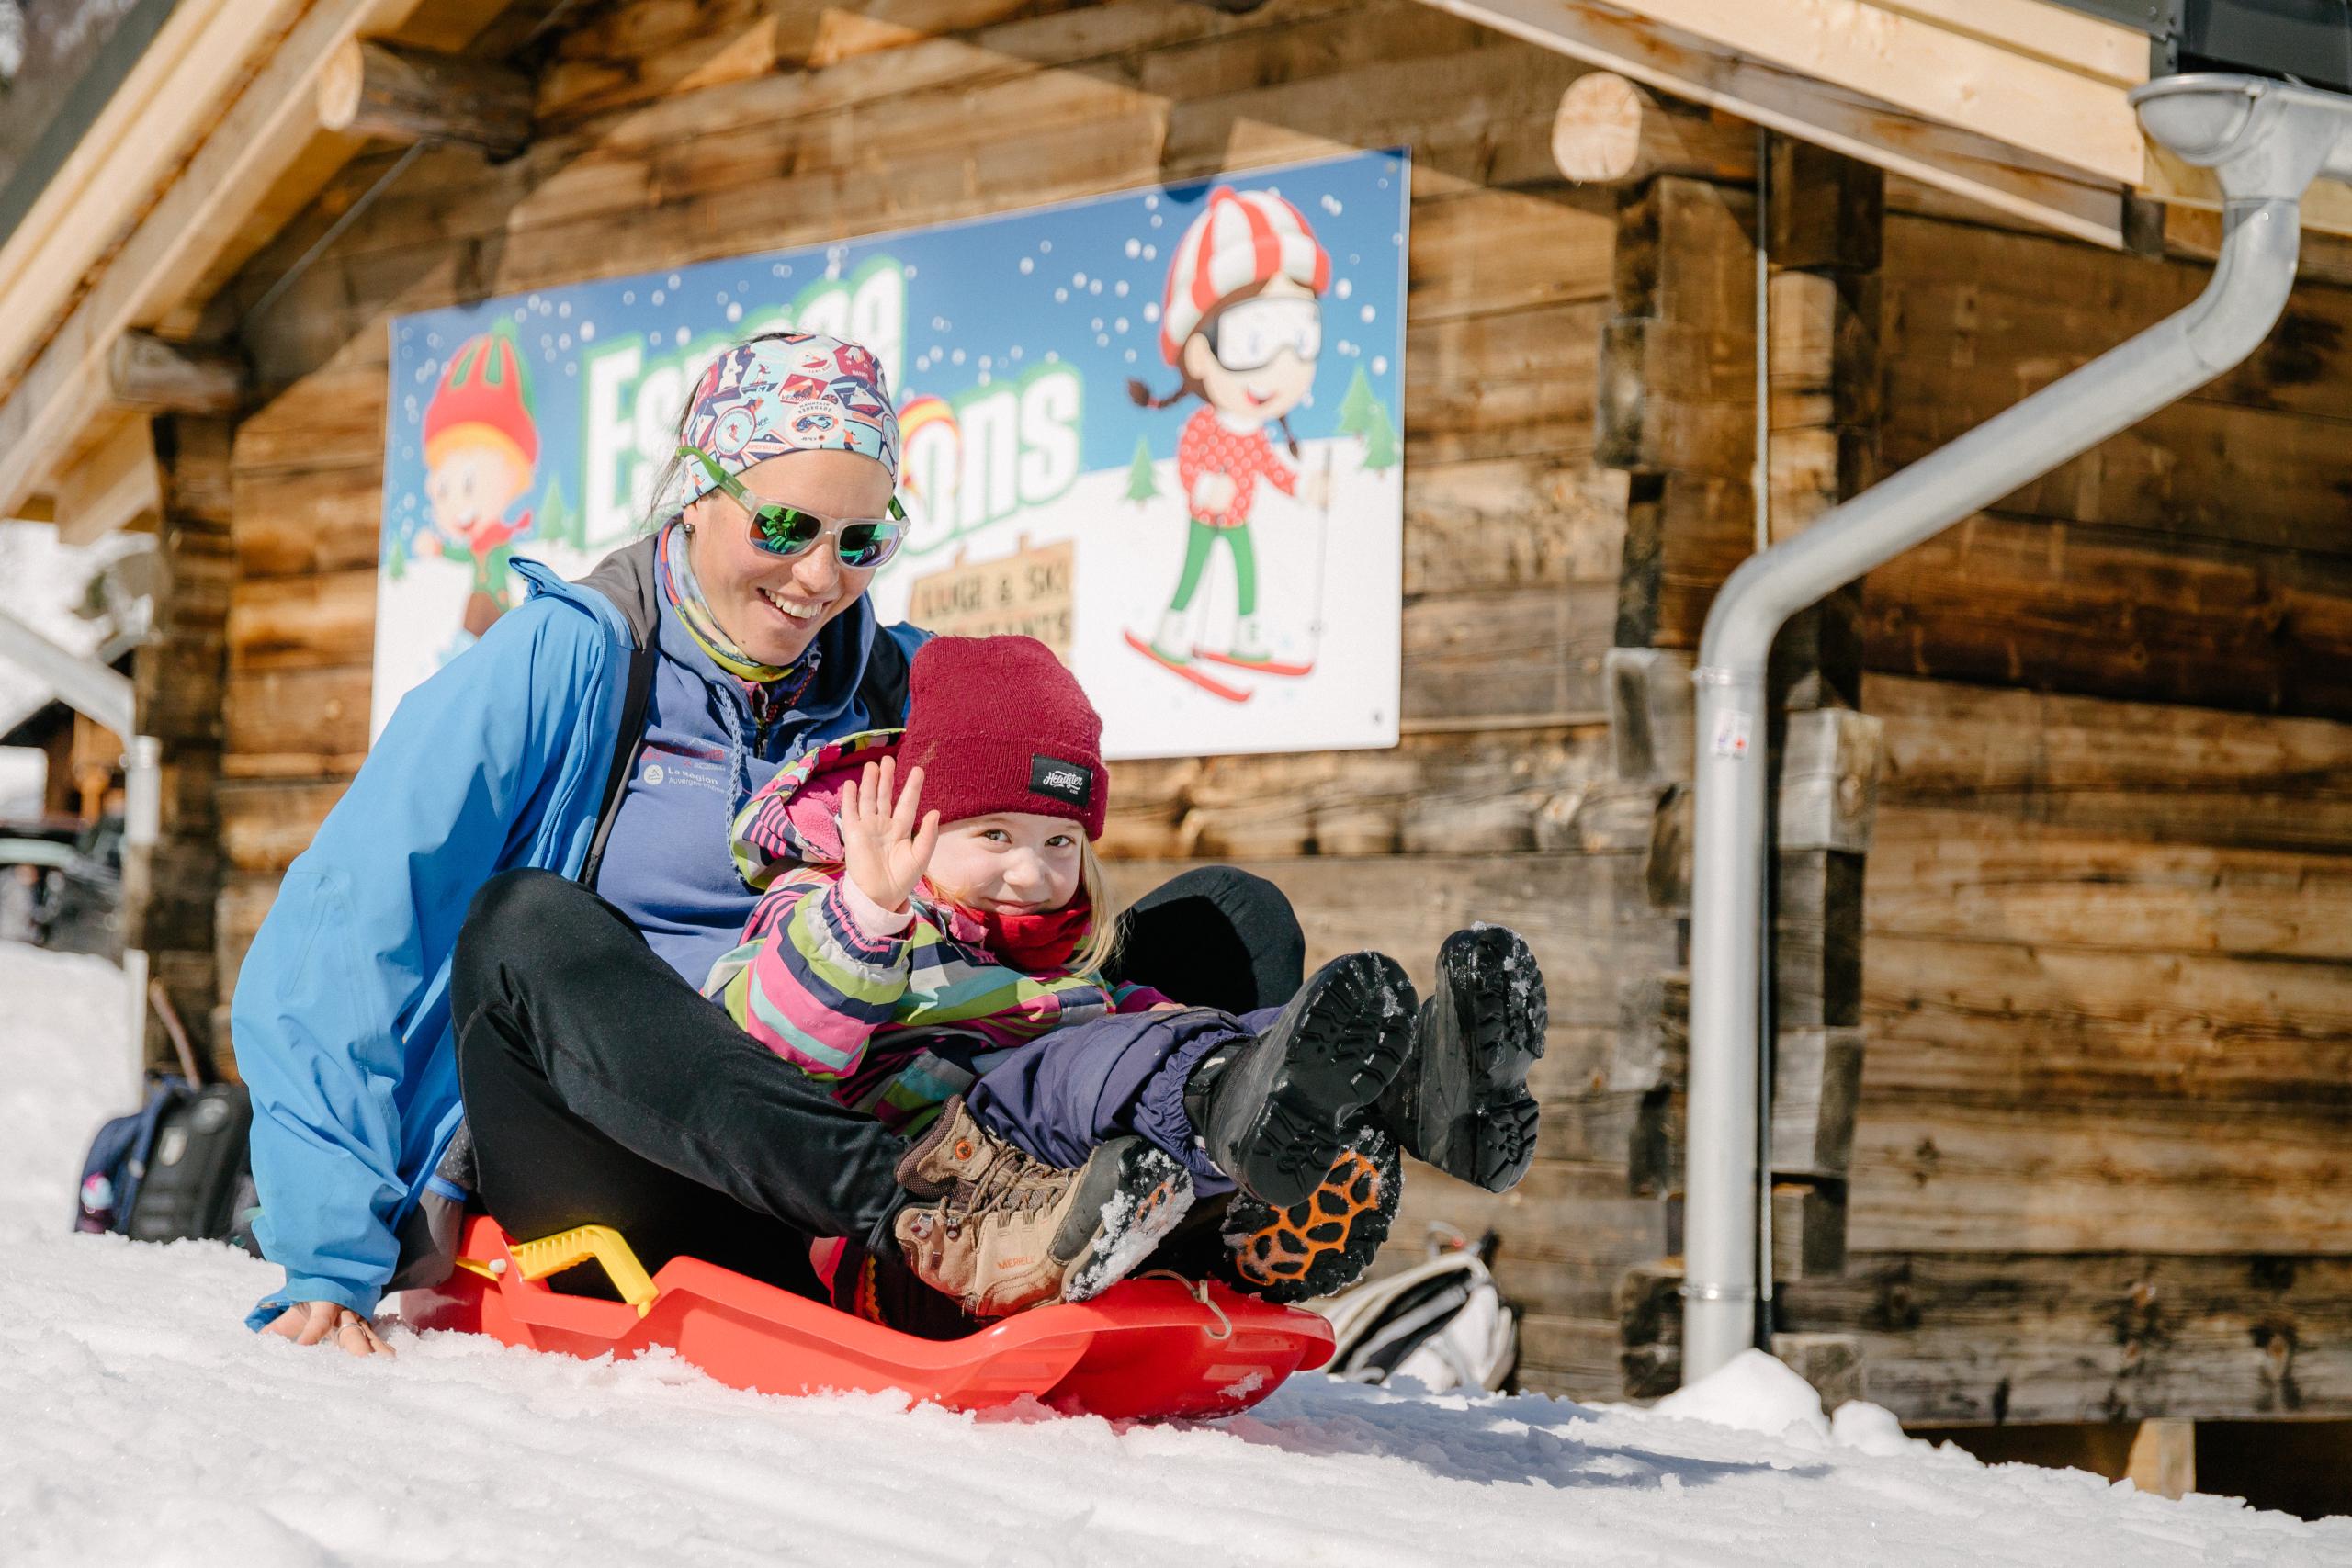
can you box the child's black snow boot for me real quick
[1376,925,1546,1193]
[1218,1121,1400,1303]
[1182,951,1416,1210]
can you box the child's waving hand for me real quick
[841,755,941,913]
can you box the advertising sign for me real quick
[377,149,1408,759]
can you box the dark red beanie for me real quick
[897,635,1108,840]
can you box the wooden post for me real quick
[316,39,534,159]
[1598,114,1885,1396]
[2127,1418,2197,1500]
[126,415,233,1079]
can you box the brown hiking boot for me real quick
[892,1099,1195,1318]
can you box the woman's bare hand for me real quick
[841,756,941,914]
[266,1299,395,1358]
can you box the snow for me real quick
[4,942,2351,1566]
[0,519,153,738]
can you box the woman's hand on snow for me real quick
[841,757,941,914]
[266,1300,395,1358]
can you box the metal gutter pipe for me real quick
[1680,73,2352,1382]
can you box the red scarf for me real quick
[940,891,1094,972]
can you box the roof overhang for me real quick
[0,0,507,536]
[1420,0,2352,247]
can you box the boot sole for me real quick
[1226,952,1417,1210]
[1057,1137,1197,1303]
[1221,1122,1400,1305]
[1423,925,1548,1192]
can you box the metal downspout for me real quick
[1679,73,2352,1382]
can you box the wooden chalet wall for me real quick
[210,0,1650,1396]
[1781,211,2352,1425]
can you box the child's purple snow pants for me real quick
[958,1005,1283,1197]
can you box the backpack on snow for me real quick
[1315,1226,1521,1393]
[74,1077,257,1247]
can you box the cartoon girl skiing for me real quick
[1125,186,1332,694]
[419,327,538,639]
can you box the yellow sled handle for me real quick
[458,1224,660,1319]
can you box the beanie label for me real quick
[1029,755,1094,808]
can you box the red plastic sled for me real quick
[401,1214,1333,1421]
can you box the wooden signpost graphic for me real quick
[905,536,1077,660]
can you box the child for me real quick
[707,635,1547,1320]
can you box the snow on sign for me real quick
[373,150,1411,759]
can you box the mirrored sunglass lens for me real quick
[753,506,822,554]
[836,523,901,566]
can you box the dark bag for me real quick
[73,1077,255,1245]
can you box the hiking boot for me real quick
[1218,1122,1401,1304]
[1377,925,1547,1192]
[892,1099,1195,1318]
[1184,952,1417,1210]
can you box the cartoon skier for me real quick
[419,327,538,639]
[1125,185,1332,700]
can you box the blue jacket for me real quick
[232,544,920,1326]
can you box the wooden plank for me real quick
[1118,852,1681,1030]
[1860,511,2352,721]
[1400,456,1625,598]
[108,333,246,416]
[1103,726,1610,861]
[223,665,372,779]
[52,413,162,547]
[1871,809,2352,964]
[0,0,297,400]
[1555,0,2145,184]
[1401,582,1617,730]
[1407,186,1617,323]
[315,39,535,156]
[1866,673,2352,854]
[231,464,384,580]
[1847,1095,2352,1255]
[1779,1251,2352,1424]
[0,0,443,514]
[219,779,352,874]
[1417,0,2132,247]
[1867,0,2149,89]
[227,570,377,673]
[1863,930,2352,1108]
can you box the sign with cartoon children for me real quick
[376,150,1408,759]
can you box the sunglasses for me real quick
[680,446,909,570]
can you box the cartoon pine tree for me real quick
[1125,435,1159,504]
[1362,397,1400,472]
[1337,366,1377,441]
[538,473,578,547]
[386,526,408,582]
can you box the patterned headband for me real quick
[678,331,901,501]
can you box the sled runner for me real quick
[402,1214,1333,1421]
[1122,630,1253,703]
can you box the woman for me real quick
[234,331,1316,1356]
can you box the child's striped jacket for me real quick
[703,729,1165,1131]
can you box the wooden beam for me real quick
[0,1,303,404]
[315,39,534,158]
[1550,72,1756,186]
[0,0,438,516]
[1417,0,2132,247]
[51,413,160,547]
[107,333,246,415]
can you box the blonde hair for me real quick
[1067,839,1127,981]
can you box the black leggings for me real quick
[451,864,1304,1298]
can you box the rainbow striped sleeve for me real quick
[717,874,910,1079]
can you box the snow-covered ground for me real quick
[3,940,2347,1567]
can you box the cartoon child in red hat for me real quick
[1125,186,1332,688]
[419,327,538,637]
